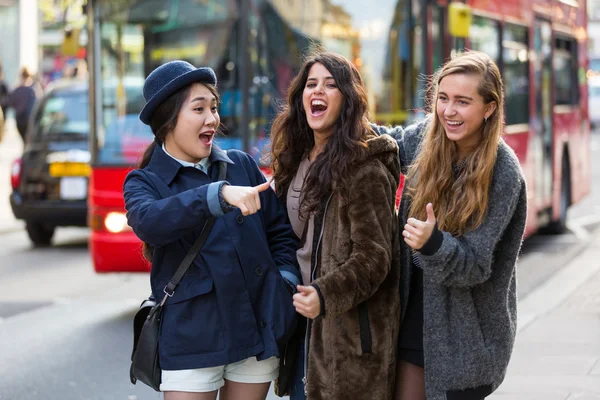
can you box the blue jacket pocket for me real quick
[268,271,298,349]
[165,275,214,304]
[161,277,225,356]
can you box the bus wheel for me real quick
[25,221,55,246]
[546,157,570,234]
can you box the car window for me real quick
[37,92,89,137]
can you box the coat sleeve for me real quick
[418,174,527,287]
[370,119,429,174]
[243,154,302,285]
[312,164,396,316]
[123,169,217,247]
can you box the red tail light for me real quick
[10,159,22,190]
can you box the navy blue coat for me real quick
[123,144,300,370]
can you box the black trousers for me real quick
[399,351,492,400]
[446,384,492,400]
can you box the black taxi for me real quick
[10,79,90,246]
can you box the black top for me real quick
[397,252,424,354]
[397,161,465,357]
[0,80,9,113]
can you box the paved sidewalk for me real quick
[490,231,600,400]
[0,117,24,234]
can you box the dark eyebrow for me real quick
[306,76,335,82]
[190,96,217,103]
[438,91,473,101]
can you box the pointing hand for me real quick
[221,179,272,216]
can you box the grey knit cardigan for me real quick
[373,120,528,400]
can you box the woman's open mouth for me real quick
[310,99,328,117]
[199,131,214,146]
[446,120,464,129]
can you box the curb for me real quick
[517,231,600,333]
[0,224,24,236]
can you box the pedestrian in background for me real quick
[373,50,528,400]
[123,61,301,400]
[269,51,402,400]
[8,66,40,142]
[0,65,9,142]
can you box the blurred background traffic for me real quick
[0,1,599,399]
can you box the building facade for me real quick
[0,0,38,87]
[589,0,600,71]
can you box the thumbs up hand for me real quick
[293,285,321,319]
[403,203,437,250]
[221,178,273,216]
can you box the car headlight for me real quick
[104,212,129,233]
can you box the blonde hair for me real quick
[20,66,32,80]
[407,51,504,235]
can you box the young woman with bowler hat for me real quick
[123,60,301,400]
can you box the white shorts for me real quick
[160,356,279,392]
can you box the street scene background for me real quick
[1,0,600,399]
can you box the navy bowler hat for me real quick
[139,60,217,125]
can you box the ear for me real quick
[485,101,497,120]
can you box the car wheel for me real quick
[25,221,55,246]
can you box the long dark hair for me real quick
[270,51,372,218]
[139,83,220,262]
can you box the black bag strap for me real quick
[160,161,228,304]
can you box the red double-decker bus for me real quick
[379,0,591,237]
[86,0,590,273]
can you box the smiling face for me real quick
[436,73,496,154]
[302,62,344,138]
[164,83,219,163]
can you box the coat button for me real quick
[255,267,263,276]
[260,319,267,328]
[236,214,244,224]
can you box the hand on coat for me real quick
[221,179,272,216]
[404,203,436,250]
[293,285,321,319]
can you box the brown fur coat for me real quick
[305,134,401,399]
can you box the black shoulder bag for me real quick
[130,161,227,391]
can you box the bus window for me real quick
[96,0,235,166]
[554,37,579,106]
[469,16,500,65]
[412,0,425,112]
[432,6,445,74]
[97,77,153,165]
[503,24,529,126]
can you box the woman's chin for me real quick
[195,147,212,160]
[308,123,334,136]
[444,129,464,142]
